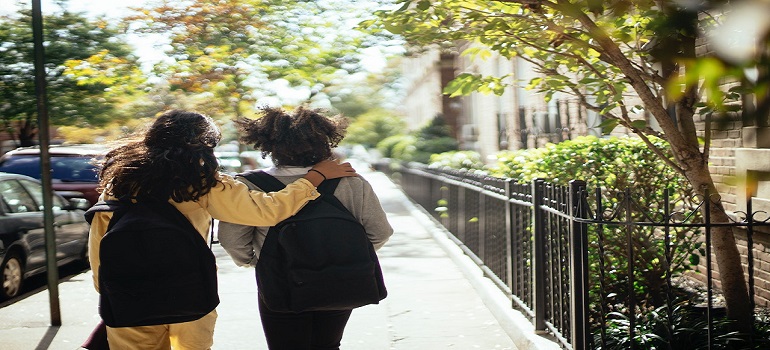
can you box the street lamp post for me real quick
[31,0,61,326]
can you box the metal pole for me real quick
[31,0,61,326]
[626,188,636,350]
[532,178,546,331]
[478,178,486,262]
[504,179,514,299]
[569,180,589,350]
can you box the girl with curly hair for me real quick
[218,106,393,350]
[88,110,357,349]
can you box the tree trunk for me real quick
[708,209,753,331]
[18,116,36,147]
[678,151,753,332]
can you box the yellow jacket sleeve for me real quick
[200,174,319,226]
[88,209,111,292]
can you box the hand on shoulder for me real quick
[303,159,357,186]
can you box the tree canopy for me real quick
[0,6,142,145]
[125,0,385,116]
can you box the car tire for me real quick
[1,252,24,299]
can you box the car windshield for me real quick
[0,155,99,182]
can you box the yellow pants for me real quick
[106,310,217,350]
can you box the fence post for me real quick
[479,177,487,262]
[505,178,514,296]
[569,180,589,349]
[532,178,546,332]
[425,167,433,211]
[458,185,466,242]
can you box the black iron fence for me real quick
[385,162,770,350]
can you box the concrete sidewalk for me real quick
[0,167,552,349]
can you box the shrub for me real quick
[598,301,770,349]
[389,135,417,161]
[428,150,486,171]
[376,134,414,159]
[376,114,458,162]
[411,136,457,163]
[409,115,457,163]
[513,137,698,317]
[343,112,406,148]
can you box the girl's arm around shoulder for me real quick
[201,160,357,226]
[203,173,320,227]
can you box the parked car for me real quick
[215,150,274,174]
[0,172,91,299]
[215,150,243,175]
[0,144,106,205]
[239,150,273,170]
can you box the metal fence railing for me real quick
[384,162,770,350]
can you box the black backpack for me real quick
[84,198,219,327]
[242,170,387,313]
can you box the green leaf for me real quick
[527,77,543,90]
[462,45,492,61]
[461,80,476,95]
[579,77,599,84]
[630,120,647,130]
[417,0,431,11]
[383,22,405,34]
[444,73,479,97]
[396,1,412,12]
[544,90,555,102]
[598,118,620,134]
[600,103,616,115]
[689,253,700,266]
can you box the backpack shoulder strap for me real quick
[317,177,340,195]
[84,199,126,224]
[242,170,341,195]
[240,170,286,192]
[317,178,354,216]
[146,200,202,235]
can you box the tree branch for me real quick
[553,0,692,152]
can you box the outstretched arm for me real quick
[206,161,354,227]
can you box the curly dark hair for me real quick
[97,110,222,202]
[234,106,348,167]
